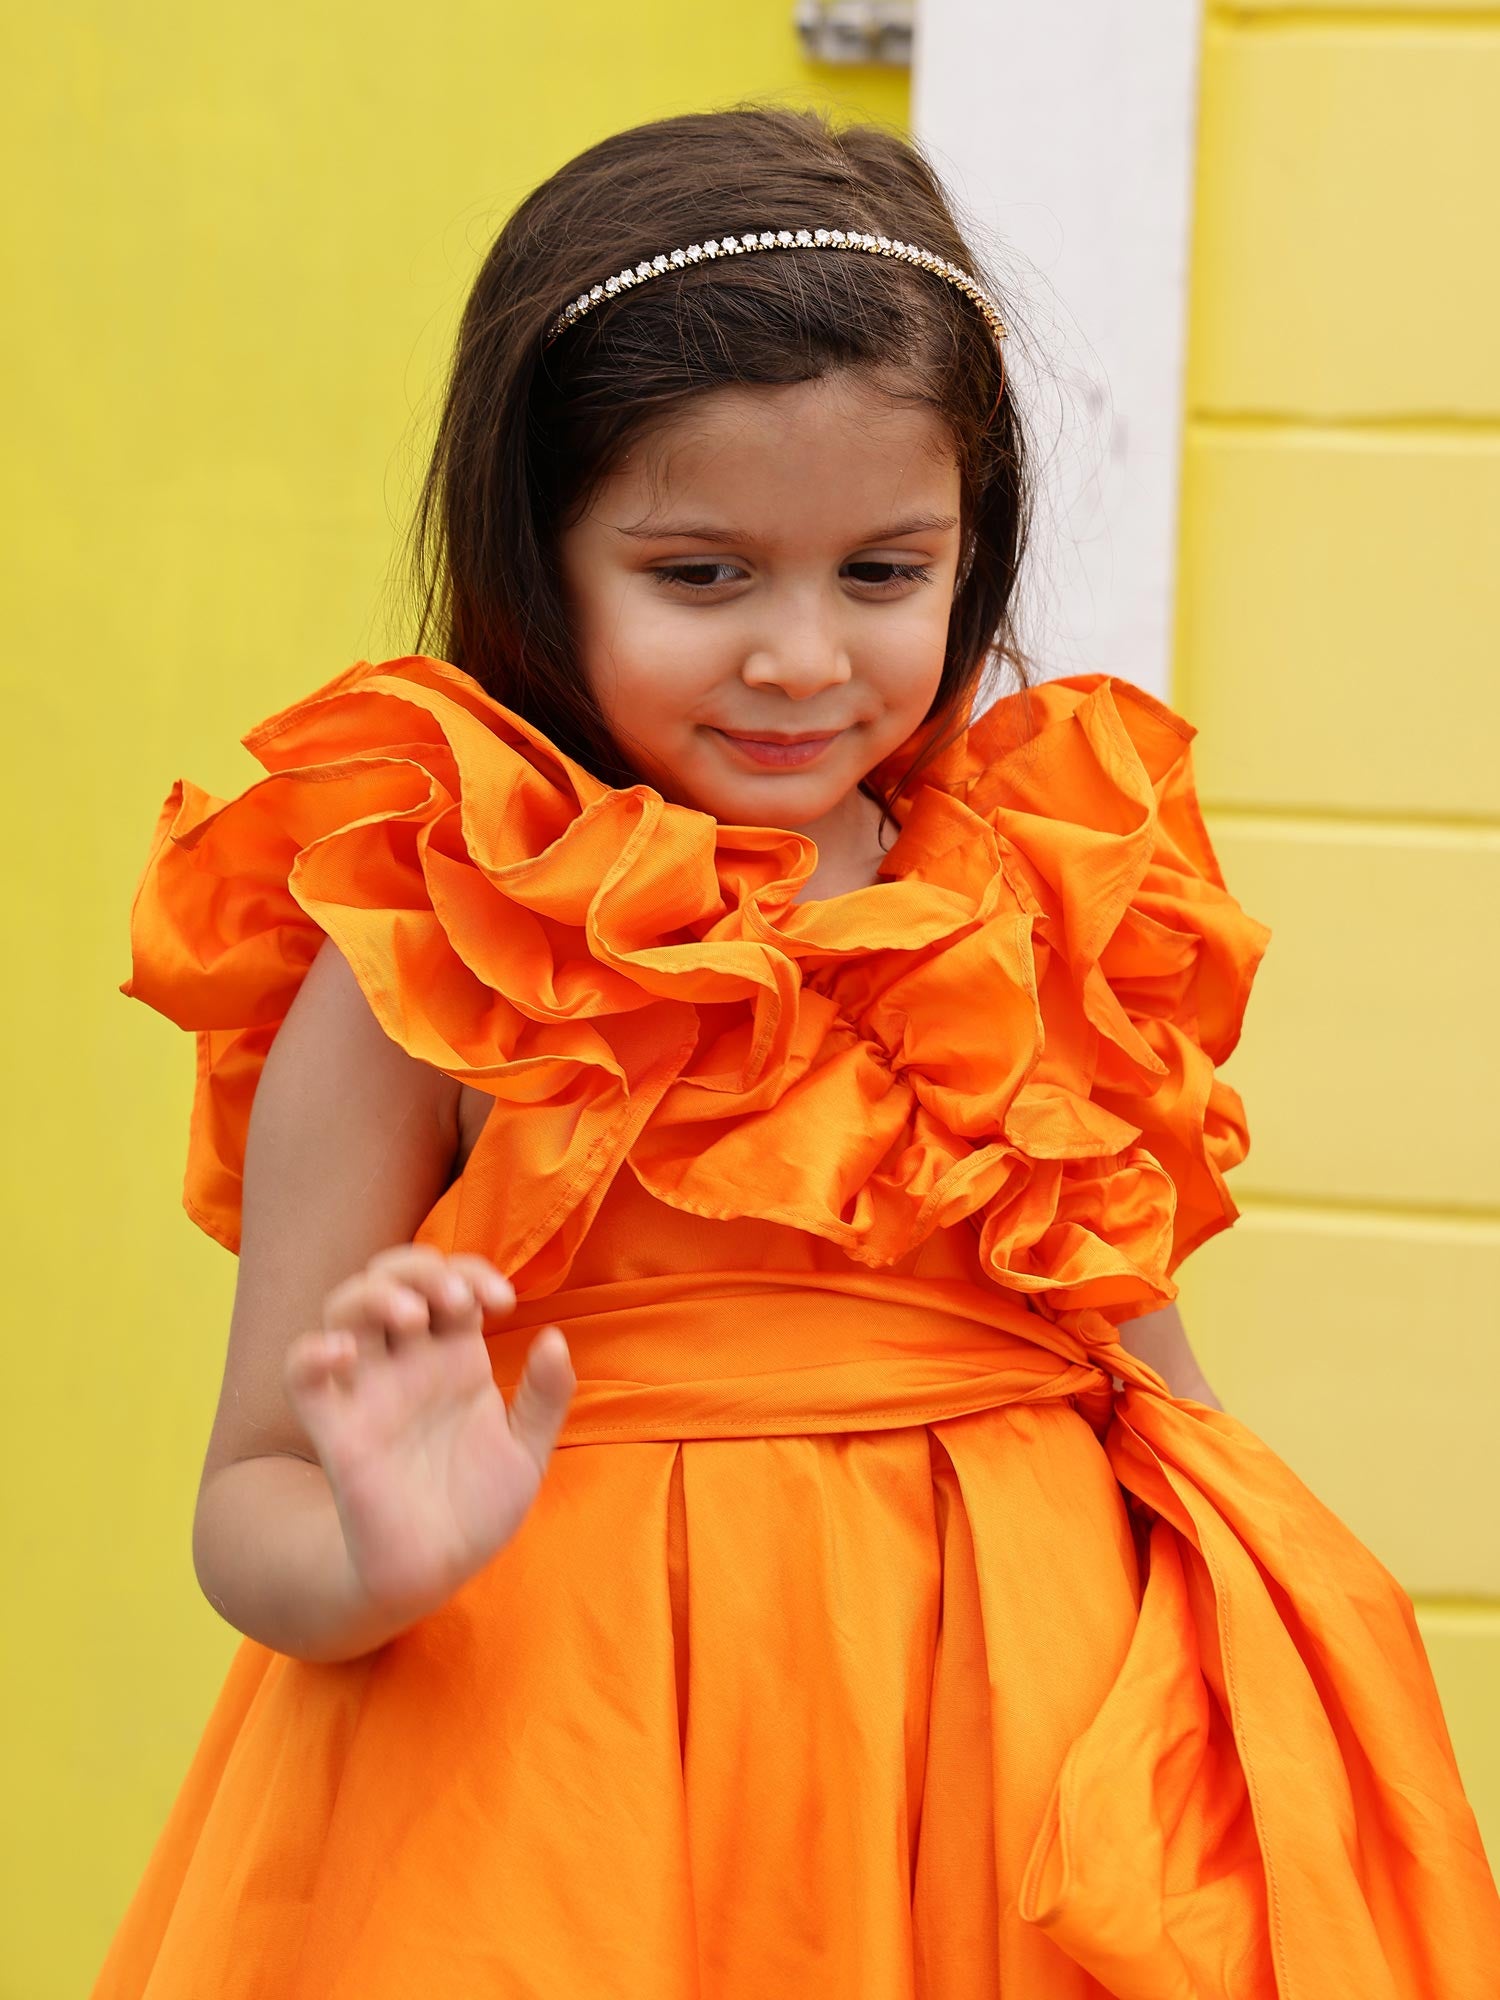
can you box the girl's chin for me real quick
[689,773,853,828]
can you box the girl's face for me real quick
[556,370,964,859]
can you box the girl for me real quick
[95,106,1498,1998]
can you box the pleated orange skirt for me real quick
[92,1267,1500,1998]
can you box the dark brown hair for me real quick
[407,103,1036,830]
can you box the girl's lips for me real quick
[711,728,843,768]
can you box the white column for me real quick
[912,0,1203,702]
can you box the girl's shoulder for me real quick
[125,655,1268,1318]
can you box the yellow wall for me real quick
[0,12,905,1994]
[1175,0,1500,1859]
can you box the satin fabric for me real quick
[95,657,1500,1996]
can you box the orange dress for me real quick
[95,655,1500,1999]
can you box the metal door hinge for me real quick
[793,0,914,68]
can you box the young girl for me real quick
[95,106,1498,1998]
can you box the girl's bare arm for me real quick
[191,938,571,1663]
[1115,1301,1223,1409]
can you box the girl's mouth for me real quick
[710,729,843,768]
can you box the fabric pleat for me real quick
[678,1427,936,1990]
[911,1434,1002,2000]
[93,656,1500,1997]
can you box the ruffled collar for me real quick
[126,653,1271,1329]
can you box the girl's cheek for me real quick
[868,615,947,685]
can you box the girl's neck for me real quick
[793,785,893,903]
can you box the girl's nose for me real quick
[740,624,854,698]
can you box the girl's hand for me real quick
[281,1246,576,1622]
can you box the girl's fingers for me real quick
[442,1255,517,1316]
[361,1246,511,1332]
[504,1327,576,1471]
[320,1247,518,1347]
[284,1328,360,1398]
[324,1275,449,1344]
[367,1246,474,1329]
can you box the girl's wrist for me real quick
[194,1453,447,1665]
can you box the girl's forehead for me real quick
[608,375,960,524]
[640,370,943,450]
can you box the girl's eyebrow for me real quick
[613,513,958,544]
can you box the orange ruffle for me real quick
[124,654,1270,1319]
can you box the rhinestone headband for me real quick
[543,227,1009,350]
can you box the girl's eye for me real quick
[650,562,744,592]
[845,560,934,590]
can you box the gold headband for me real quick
[543,228,1009,350]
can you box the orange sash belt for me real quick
[488,1267,1123,1445]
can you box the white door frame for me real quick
[913,0,1204,703]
